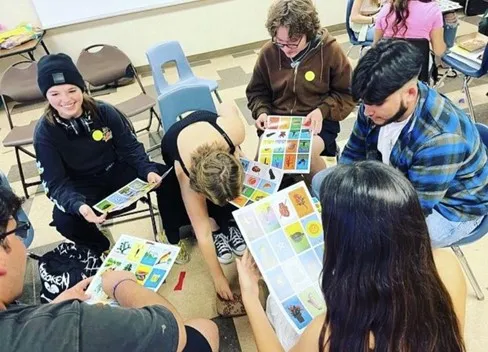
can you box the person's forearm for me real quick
[242,294,285,352]
[115,280,187,352]
[196,231,226,282]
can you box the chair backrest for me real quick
[158,84,216,131]
[76,44,133,87]
[0,61,43,103]
[0,61,44,129]
[398,38,432,83]
[476,123,488,147]
[146,41,195,96]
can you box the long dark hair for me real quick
[317,161,465,351]
[384,0,433,37]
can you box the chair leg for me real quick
[15,147,29,199]
[463,76,476,122]
[146,192,158,242]
[214,90,222,104]
[451,245,485,301]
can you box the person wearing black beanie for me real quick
[33,53,169,255]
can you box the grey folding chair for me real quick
[0,61,44,198]
[76,44,161,133]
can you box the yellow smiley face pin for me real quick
[92,129,103,141]
[305,71,315,82]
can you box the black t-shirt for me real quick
[0,300,179,352]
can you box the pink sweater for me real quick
[376,1,443,40]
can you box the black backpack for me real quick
[37,242,102,303]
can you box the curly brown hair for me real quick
[189,142,244,206]
[266,0,321,41]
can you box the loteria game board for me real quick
[93,167,173,213]
[233,182,325,333]
[230,158,284,208]
[258,116,313,174]
[85,235,179,305]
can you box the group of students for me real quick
[0,0,487,351]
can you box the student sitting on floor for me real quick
[33,54,168,256]
[246,0,355,180]
[237,161,467,351]
[158,105,247,301]
[312,39,488,248]
[0,186,218,352]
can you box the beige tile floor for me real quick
[2,19,488,350]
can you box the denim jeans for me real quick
[311,167,484,248]
[443,17,459,48]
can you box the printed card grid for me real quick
[85,234,180,305]
[233,182,325,333]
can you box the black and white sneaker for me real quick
[228,225,246,256]
[213,232,233,264]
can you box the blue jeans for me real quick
[311,167,484,248]
[354,25,375,42]
[444,17,459,48]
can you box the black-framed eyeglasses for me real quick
[0,220,30,241]
[272,36,304,49]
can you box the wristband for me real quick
[113,278,137,301]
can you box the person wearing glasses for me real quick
[0,186,219,352]
[246,0,355,179]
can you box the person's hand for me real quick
[236,250,260,298]
[255,113,268,131]
[214,275,234,301]
[147,172,162,189]
[304,108,323,135]
[51,277,93,303]
[101,270,138,299]
[79,204,107,224]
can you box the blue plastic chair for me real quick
[146,41,222,105]
[345,0,374,57]
[447,123,488,301]
[157,84,217,132]
[436,44,488,121]
[0,171,33,248]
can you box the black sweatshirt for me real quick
[33,102,158,215]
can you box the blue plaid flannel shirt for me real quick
[340,82,488,221]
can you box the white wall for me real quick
[0,0,347,72]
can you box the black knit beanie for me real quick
[37,53,86,96]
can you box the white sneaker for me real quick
[213,232,233,264]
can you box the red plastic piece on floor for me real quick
[174,271,186,291]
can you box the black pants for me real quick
[158,167,235,245]
[52,162,168,254]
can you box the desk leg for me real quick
[40,40,50,55]
[28,51,35,60]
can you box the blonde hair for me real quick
[266,0,321,41]
[189,142,244,206]
[43,92,98,125]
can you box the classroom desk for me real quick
[0,30,50,61]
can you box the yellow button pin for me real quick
[305,71,315,82]
[92,129,103,141]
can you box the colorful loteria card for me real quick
[93,167,173,213]
[233,181,325,333]
[85,234,179,306]
[229,158,284,208]
[258,116,313,174]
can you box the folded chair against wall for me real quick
[76,44,160,133]
[435,43,488,121]
[0,61,44,199]
[146,40,222,109]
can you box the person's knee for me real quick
[52,207,77,233]
[185,318,219,352]
[311,167,334,198]
[311,135,325,156]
